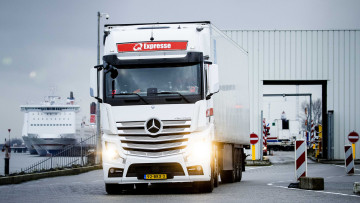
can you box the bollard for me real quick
[252,144,256,160]
[352,143,356,160]
[4,157,9,175]
[344,145,354,175]
[295,140,307,180]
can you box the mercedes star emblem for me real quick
[145,118,162,135]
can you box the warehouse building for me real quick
[223,29,360,160]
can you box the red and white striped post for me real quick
[295,139,307,180]
[310,120,315,143]
[344,145,355,175]
[263,119,267,150]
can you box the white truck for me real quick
[267,119,301,151]
[90,21,250,194]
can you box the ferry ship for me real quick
[20,92,80,156]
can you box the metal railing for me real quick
[21,134,97,174]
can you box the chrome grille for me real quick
[128,149,182,157]
[117,120,191,157]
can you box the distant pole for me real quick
[260,111,263,160]
[96,11,109,165]
[96,11,101,165]
[4,129,11,175]
[8,129,11,147]
[309,94,312,142]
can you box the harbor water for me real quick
[0,151,45,175]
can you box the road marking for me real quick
[267,180,360,198]
[333,164,360,171]
[91,180,103,183]
[246,165,273,171]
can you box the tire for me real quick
[235,149,243,182]
[213,145,219,188]
[196,176,214,193]
[105,184,121,195]
[220,146,236,183]
[214,173,219,187]
[235,166,241,182]
[135,183,148,191]
[105,184,134,194]
[221,170,235,183]
[195,161,214,193]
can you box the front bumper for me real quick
[103,153,211,184]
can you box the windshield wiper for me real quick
[155,91,190,103]
[110,93,149,104]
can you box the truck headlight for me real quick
[104,141,120,160]
[185,138,211,162]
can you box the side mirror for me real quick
[208,64,219,95]
[90,67,98,98]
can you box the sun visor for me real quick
[103,52,203,67]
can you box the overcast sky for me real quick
[1,0,360,140]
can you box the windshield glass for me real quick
[104,63,202,105]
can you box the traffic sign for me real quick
[250,133,259,145]
[348,131,359,143]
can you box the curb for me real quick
[299,177,324,190]
[309,157,360,164]
[0,165,102,185]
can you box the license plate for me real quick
[144,174,167,180]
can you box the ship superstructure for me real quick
[21,92,80,156]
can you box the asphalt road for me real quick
[1,152,359,203]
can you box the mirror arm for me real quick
[93,64,104,103]
[206,90,219,100]
[206,93,213,100]
[94,97,103,103]
[94,64,104,70]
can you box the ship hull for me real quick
[22,136,38,155]
[28,135,77,156]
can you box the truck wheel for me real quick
[220,170,235,183]
[220,145,235,183]
[235,148,243,182]
[196,176,214,193]
[135,183,148,191]
[235,161,242,182]
[214,173,219,187]
[105,184,122,195]
[105,184,134,194]
[195,163,214,193]
[213,145,219,187]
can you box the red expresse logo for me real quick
[117,41,188,52]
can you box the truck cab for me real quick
[90,22,249,194]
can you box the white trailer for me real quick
[267,119,301,150]
[90,21,250,194]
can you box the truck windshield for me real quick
[104,63,203,105]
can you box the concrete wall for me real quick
[223,30,360,159]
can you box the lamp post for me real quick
[96,12,109,164]
[4,129,11,175]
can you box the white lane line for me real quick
[246,165,273,171]
[91,180,103,183]
[333,164,360,171]
[267,180,360,198]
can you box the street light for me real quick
[4,129,11,175]
[96,12,109,164]
[97,12,109,65]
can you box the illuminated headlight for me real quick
[104,141,121,160]
[185,137,211,162]
[263,146,267,150]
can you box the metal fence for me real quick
[21,134,97,174]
